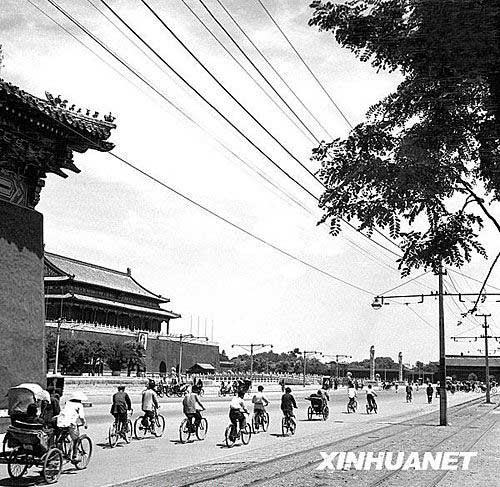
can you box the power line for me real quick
[29,2,377,297]
[46,0,407,284]
[104,0,405,262]
[214,0,333,140]
[97,0,321,199]
[380,270,432,295]
[35,0,401,282]
[405,305,438,331]
[196,0,320,144]
[254,0,353,130]
[179,0,317,145]
[81,0,315,214]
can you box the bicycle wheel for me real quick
[281,417,288,436]
[43,448,63,484]
[241,424,252,445]
[196,418,208,441]
[289,418,296,435]
[323,406,329,421]
[134,416,147,439]
[251,416,257,433]
[179,419,191,444]
[108,422,119,448]
[307,406,313,420]
[124,419,133,443]
[154,414,166,437]
[7,449,28,479]
[262,412,269,432]
[74,435,92,470]
[225,425,235,448]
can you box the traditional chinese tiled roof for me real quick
[0,79,115,151]
[45,252,169,303]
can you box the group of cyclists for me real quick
[110,380,299,443]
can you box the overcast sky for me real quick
[3,0,500,364]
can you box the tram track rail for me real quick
[366,402,499,487]
[173,394,494,487]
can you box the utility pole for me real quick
[54,318,63,375]
[301,350,322,387]
[437,264,447,426]
[323,354,351,379]
[232,343,273,379]
[452,313,499,405]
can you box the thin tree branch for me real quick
[468,250,500,314]
[459,181,500,233]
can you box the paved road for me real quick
[0,389,479,487]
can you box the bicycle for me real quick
[252,409,269,433]
[281,412,296,435]
[406,393,413,403]
[108,410,133,448]
[179,415,208,443]
[366,401,378,414]
[347,398,358,413]
[134,408,165,438]
[53,425,93,470]
[225,412,251,448]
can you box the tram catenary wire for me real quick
[36,0,479,318]
[29,2,378,297]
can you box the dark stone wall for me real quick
[0,200,45,408]
[52,328,220,374]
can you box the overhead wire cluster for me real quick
[24,0,497,334]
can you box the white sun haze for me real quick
[3,0,499,362]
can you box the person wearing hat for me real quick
[57,391,87,459]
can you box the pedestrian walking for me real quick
[426,383,433,404]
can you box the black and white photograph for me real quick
[0,1,499,486]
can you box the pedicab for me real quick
[306,394,329,420]
[2,385,92,484]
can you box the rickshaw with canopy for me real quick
[2,384,91,484]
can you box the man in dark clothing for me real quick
[41,392,60,428]
[111,386,132,433]
[281,387,297,418]
[426,383,434,404]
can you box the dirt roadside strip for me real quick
[110,394,498,487]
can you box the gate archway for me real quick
[159,361,167,374]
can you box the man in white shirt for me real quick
[347,384,357,410]
[57,392,87,459]
[252,385,269,425]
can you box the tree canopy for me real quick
[309,0,500,276]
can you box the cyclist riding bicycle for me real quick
[229,390,248,440]
[111,386,132,434]
[57,391,88,460]
[366,384,377,411]
[141,380,159,431]
[182,385,205,432]
[252,385,269,424]
[347,384,357,410]
[281,387,297,420]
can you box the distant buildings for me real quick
[44,252,219,374]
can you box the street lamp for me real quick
[371,296,383,310]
